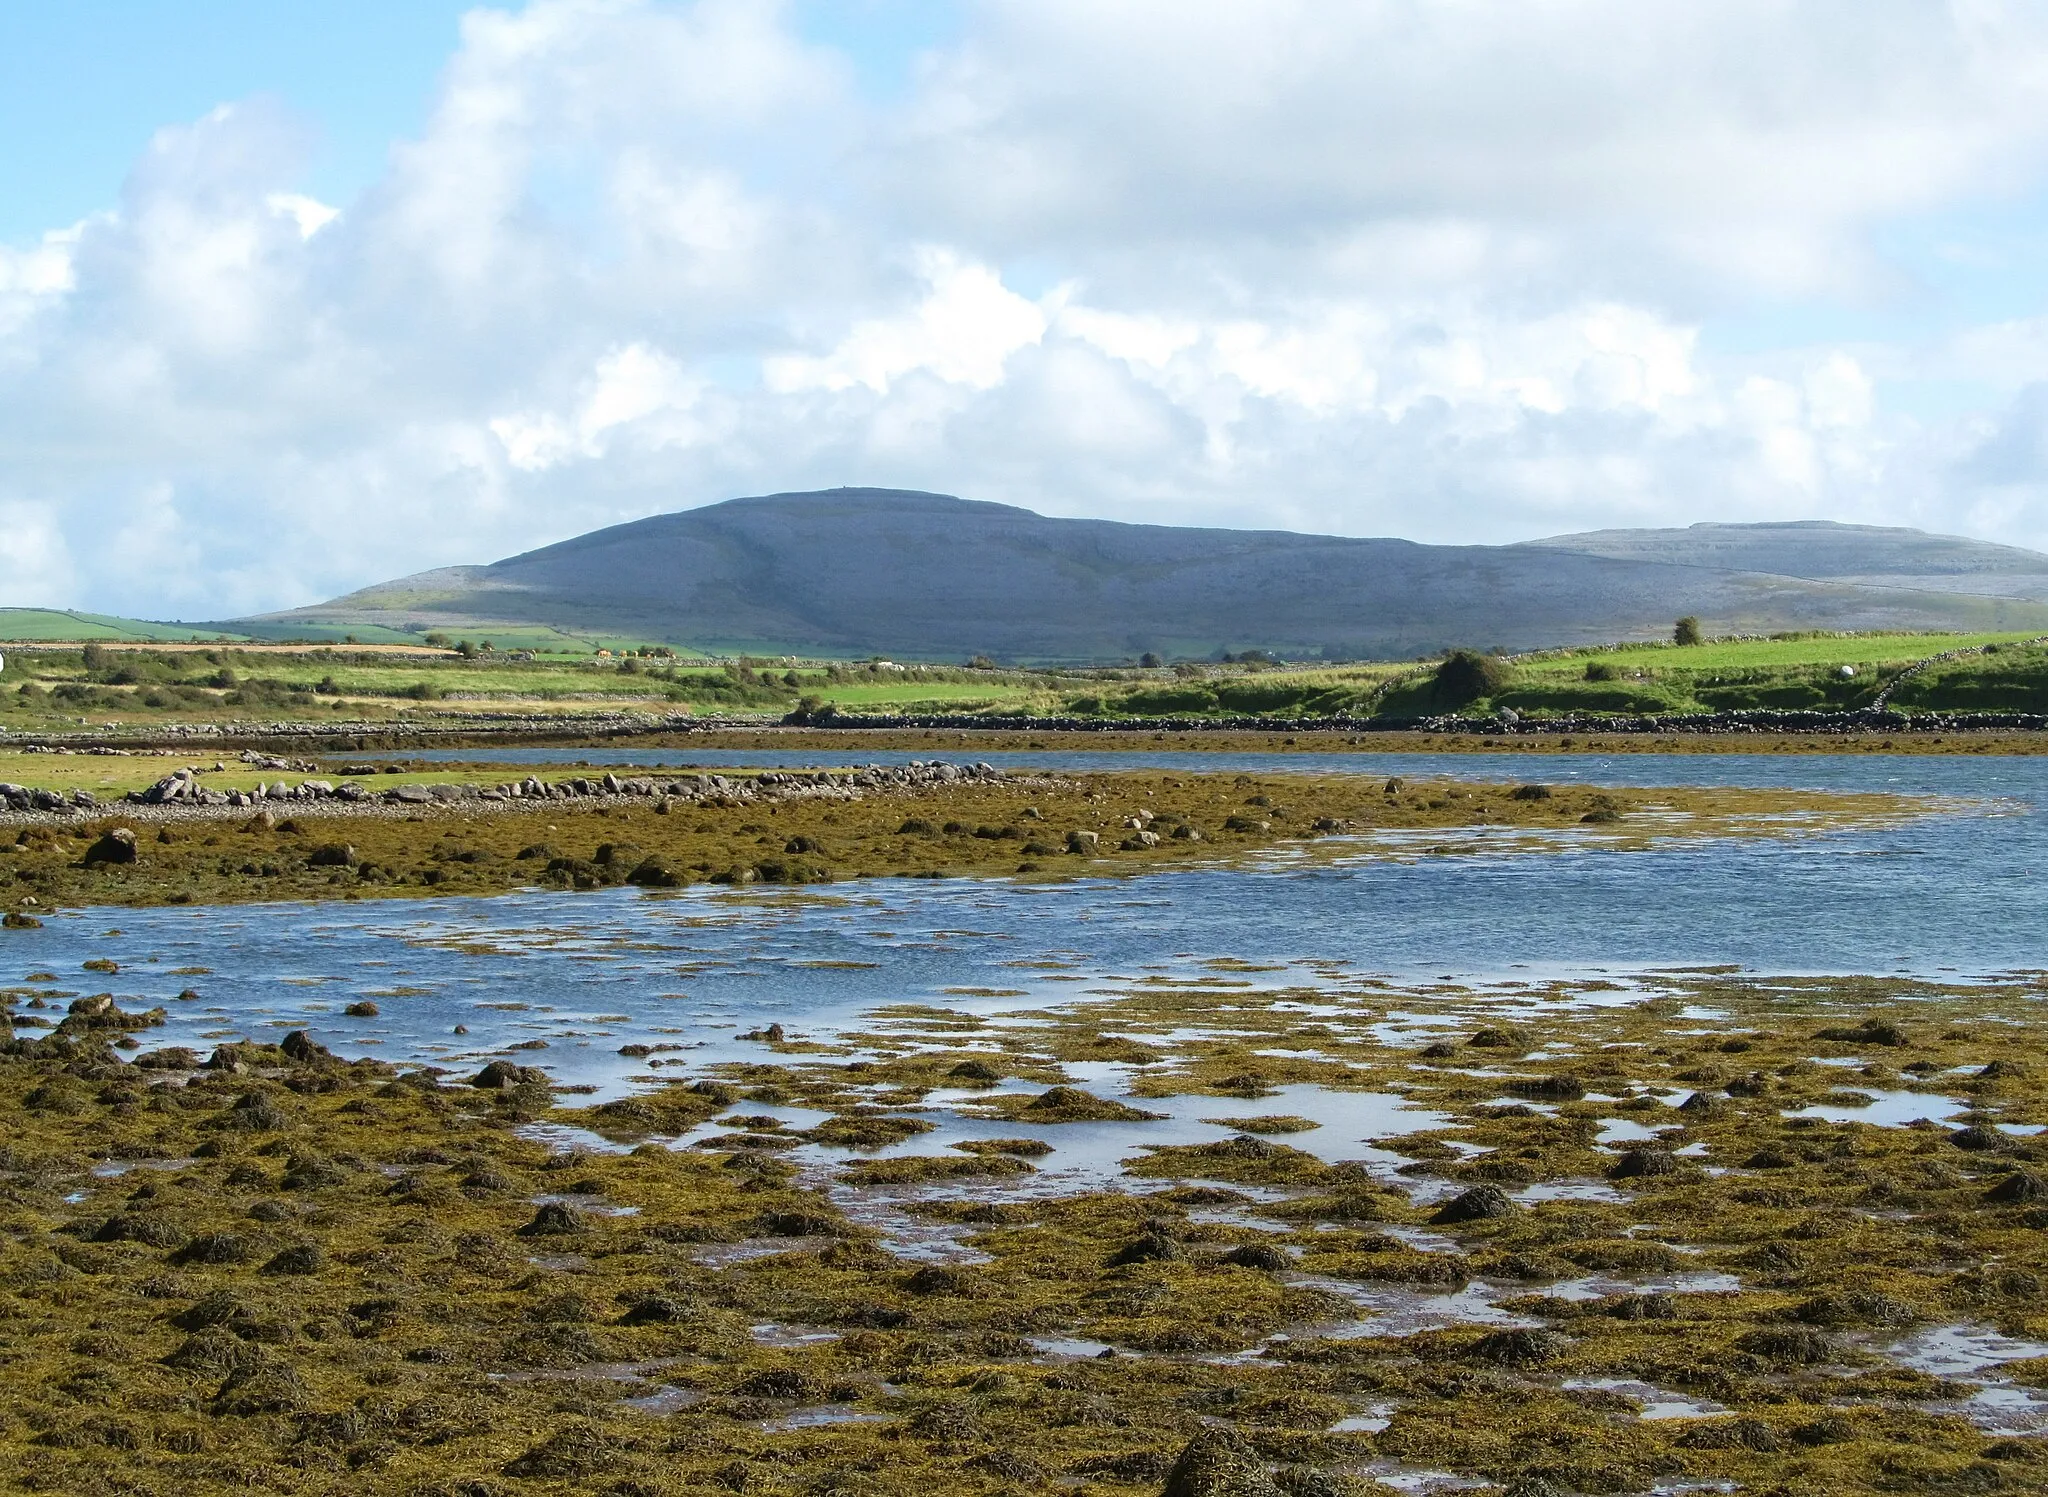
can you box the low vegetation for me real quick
[2,628,2048,735]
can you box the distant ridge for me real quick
[252,489,2048,661]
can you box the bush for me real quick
[1584,661,1617,681]
[1674,616,1702,646]
[1432,650,1508,706]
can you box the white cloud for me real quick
[493,342,705,470]
[765,248,1049,394]
[265,193,340,239]
[8,0,2048,618]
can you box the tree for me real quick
[1432,649,1508,706]
[1674,616,1702,646]
[81,643,108,671]
[1139,652,1163,669]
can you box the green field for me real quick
[1059,631,2048,720]
[0,628,2044,731]
[0,609,252,643]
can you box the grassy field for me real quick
[0,629,2045,732]
[1061,631,2048,720]
[0,609,252,643]
[0,645,1084,732]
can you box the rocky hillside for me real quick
[1522,520,2048,601]
[253,489,2048,661]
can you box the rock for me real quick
[278,1031,335,1066]
[82,828,138,866]
[1065,830,1100,852]
[948,1058,1003,1082]
[1986,1170,2048,1204]
[214,1093,286,1131]
[343,1001,379,1018]
[617,1295,693,1326]
[1223,1242,1292,1271]
[1467,1026,1532,1050]
[1734,1325,1837,1365]
[1120,830,1162,849]
[171,1231,253,1266]
[517,1202,586,1237]
[1793,1290,1917,1327]
[259,1243,323,1276]
[1109,1225,1187,1266]
[210,1350,308,1415]
[1430,1184,1519,1225]
[1950,1125,2008,1152]
[471,1061,524,1088]
[1160,1427,1283,1497]
[1468,1328,1567,1365]
[1815,1017,1910,1047]
[306,843,357,868]
[1609,1148,1680,1179]
[625,856,682,888]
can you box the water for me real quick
[10,751,2045,1089]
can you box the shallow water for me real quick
[10,750,2046,1092]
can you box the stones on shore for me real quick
[71,758,1014,820]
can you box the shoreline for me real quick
[0,767,1921,914]
[8,717,2048,758]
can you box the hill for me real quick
[249,490,2048,661]
[0,609,251,644]
[1521,520,2048,601]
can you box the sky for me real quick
[10,2,2048,619]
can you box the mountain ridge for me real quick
[254,489,2048,660]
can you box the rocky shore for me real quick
[0,760,1009,827]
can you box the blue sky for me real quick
[0,1,959,239]
[5,1,2048,617]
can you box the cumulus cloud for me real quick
[7,0,2048,618]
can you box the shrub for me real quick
[1674,615,1703,646]
[1584,661,1617,681]
[1432,650,1508,706]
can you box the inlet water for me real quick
[8,751,2043,1082]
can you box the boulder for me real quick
[82,828,139,866]
[1430,1184,1520,1225]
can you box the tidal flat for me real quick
[0,763,2029,1496]
[6,964,2048,1495]
[0,767,1915,912]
